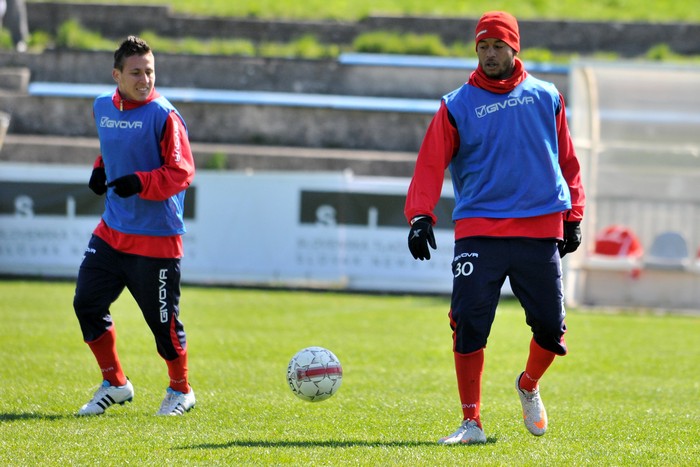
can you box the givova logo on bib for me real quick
[100,117,143,129]
[475,96,534,118]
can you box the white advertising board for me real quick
[0,163,457,294]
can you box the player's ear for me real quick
[112,68,120,83]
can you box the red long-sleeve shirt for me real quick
[93,89,195,258]
[405,95,585,240]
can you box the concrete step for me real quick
[0,134,420,177]
[26,2,700,57]
[0,67,29,93]
[0,83,437,152]
[0,51,569,154]
[0,50,569,100]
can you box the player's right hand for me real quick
[408,216,437,260]
[88,167,107,195]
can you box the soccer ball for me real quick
[286,346,343,402]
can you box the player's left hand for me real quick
[108,174,143,198]
[558,221,582,257]
[408,216,437,260]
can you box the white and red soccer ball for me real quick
[287,346,343,402]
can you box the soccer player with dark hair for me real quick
[74,35,196,416]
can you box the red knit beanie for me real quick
[475,11,520,53]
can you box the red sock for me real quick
[86,326,127,387]
[165,353,190,393]
[454,348,484,427]
[520,338,557,392]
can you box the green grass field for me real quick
[1,280,698,465]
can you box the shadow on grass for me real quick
[0,412,66,422]
[180,438,497,449]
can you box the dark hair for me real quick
[113,35,152,70]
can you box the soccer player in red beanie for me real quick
[73,36,196,416]
[405,11,585,444]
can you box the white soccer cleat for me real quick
[515,372,548,436]
[157,386,196,415]
[438,419,487,445]
[78,380,134,416]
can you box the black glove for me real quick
[408,216,437,260]
[107,174,142,198]
[88,167,107,195]
[558,221,582,258]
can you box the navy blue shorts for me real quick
[449,237,567,355]
[73,235,187,360]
